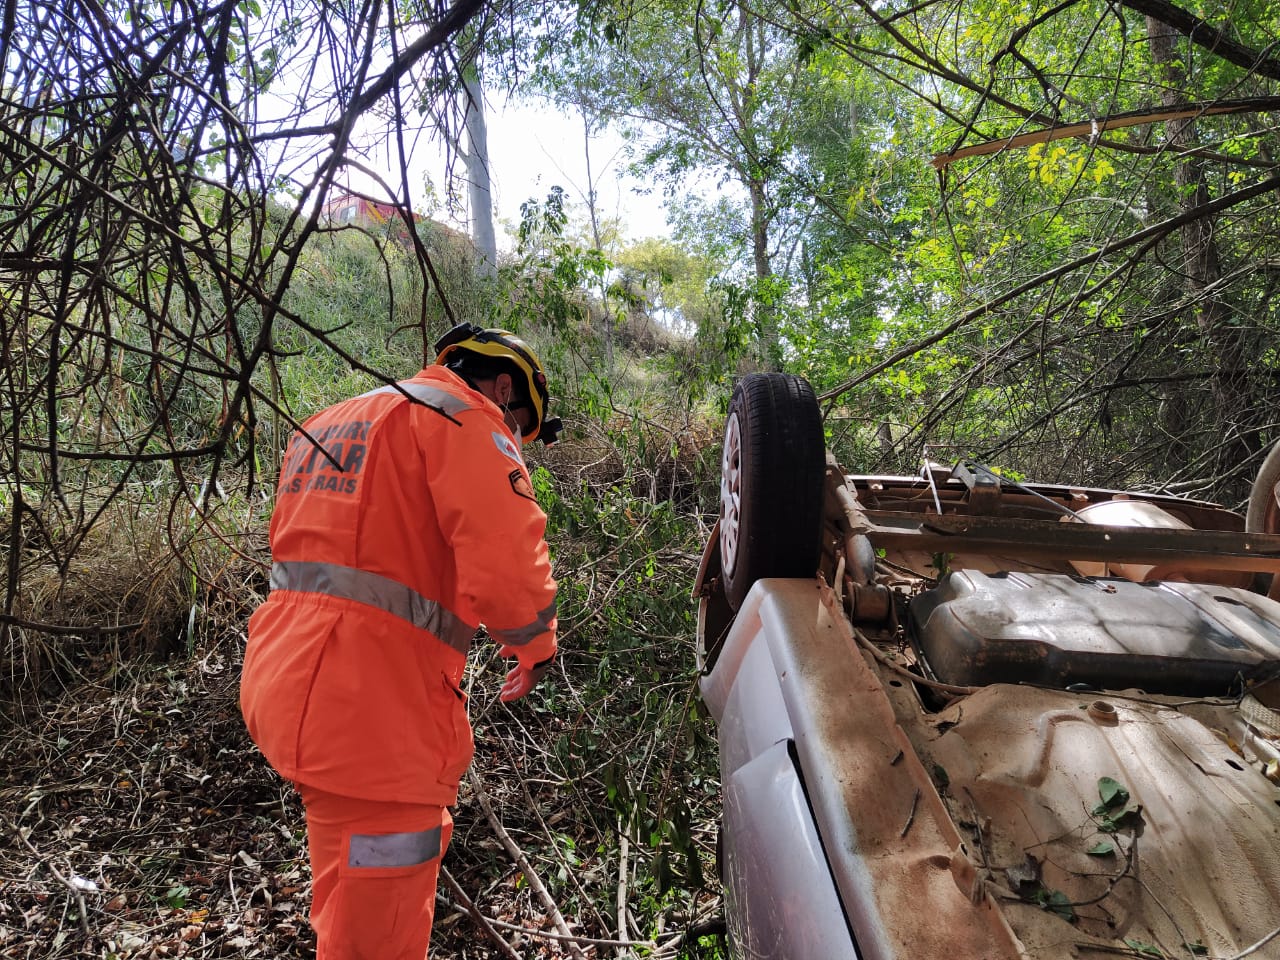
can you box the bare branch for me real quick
[933,97,1280,169]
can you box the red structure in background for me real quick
[321,192,475,259]
[322,193,419,234]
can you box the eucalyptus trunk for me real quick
[463,64,497,278]
[748,174,779,370]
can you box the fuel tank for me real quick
[909,570,1280,695]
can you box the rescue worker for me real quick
[240,323,562,959]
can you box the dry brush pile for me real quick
[0,426,727,960]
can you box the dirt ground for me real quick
[0,645,723,959]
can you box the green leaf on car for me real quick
[1098,806,1144,834]
[932,763,950,792]
[1093,776,1129,814]
[1122,939,1164,957]
[1038,888,1075,921]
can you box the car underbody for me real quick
[695,374,1280,960]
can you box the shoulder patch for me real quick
[492,430,524,465]
[509,469,536,501]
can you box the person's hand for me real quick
[498,646,551,702]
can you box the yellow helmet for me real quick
[433,323,562,445]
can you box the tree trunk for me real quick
[462,64,497,278]
[1145,16,1255,492]
[738,5,779,371]
[748,175,780,369]
[582,108,613,369]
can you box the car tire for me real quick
[1246,441,1280,593]
[719,373,826,611]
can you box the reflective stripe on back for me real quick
[347,827,442,868]
[362,381,472,416]
[270,560,476,655]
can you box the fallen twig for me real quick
[616,824,631,957]
[648,918,728,959]
[850,626,977,696]
[1225,923,1280,960]
[505,738,611,935]
[438,866,521,960]
[470,767,588,960]
[11,820,91,938]
[476,917,661,950]
[900,789,921,838]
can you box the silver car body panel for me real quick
[722,740,859,959]
[702,578,1026,960]
[699,458,1280,960]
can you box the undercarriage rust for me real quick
[700,455,1280,959]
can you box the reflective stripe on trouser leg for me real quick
[298,784,453,960]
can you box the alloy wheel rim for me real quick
[720,412,742,575]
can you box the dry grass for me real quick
[2,493,268,703]
[0,442,727,959]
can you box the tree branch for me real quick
[1119,0,1280,81]
[468,767,588,960]
[933,97,1280,168]
[819,171,1280,404]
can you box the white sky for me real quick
[340,94,671,250]
[485,99,668,243]
[255,33,675,250]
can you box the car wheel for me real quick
[1246,441,1280,594]
[719,373,826,611]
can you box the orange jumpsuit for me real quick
[240,365,557,958]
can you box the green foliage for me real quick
[1091,776,1144,834]
[164,884,192,910]
[477,215,728,915]
[507,0,1280,498]
[1123,939,1165,958]
[538,471,717,900]
[503,186,613,335]
[1038,888,1076,922]
[1093,776,1130,814]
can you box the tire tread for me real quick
[722,373,825,609]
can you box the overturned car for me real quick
[694,373,1280,960]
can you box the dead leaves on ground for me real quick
[0,662,313,959]
[0,653,721,959]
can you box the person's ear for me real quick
[495,372,514,406]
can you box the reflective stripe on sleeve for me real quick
[347,827,442,868]
[489,598,557,648]
[270,560,476,655]
[362,381,471,416]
